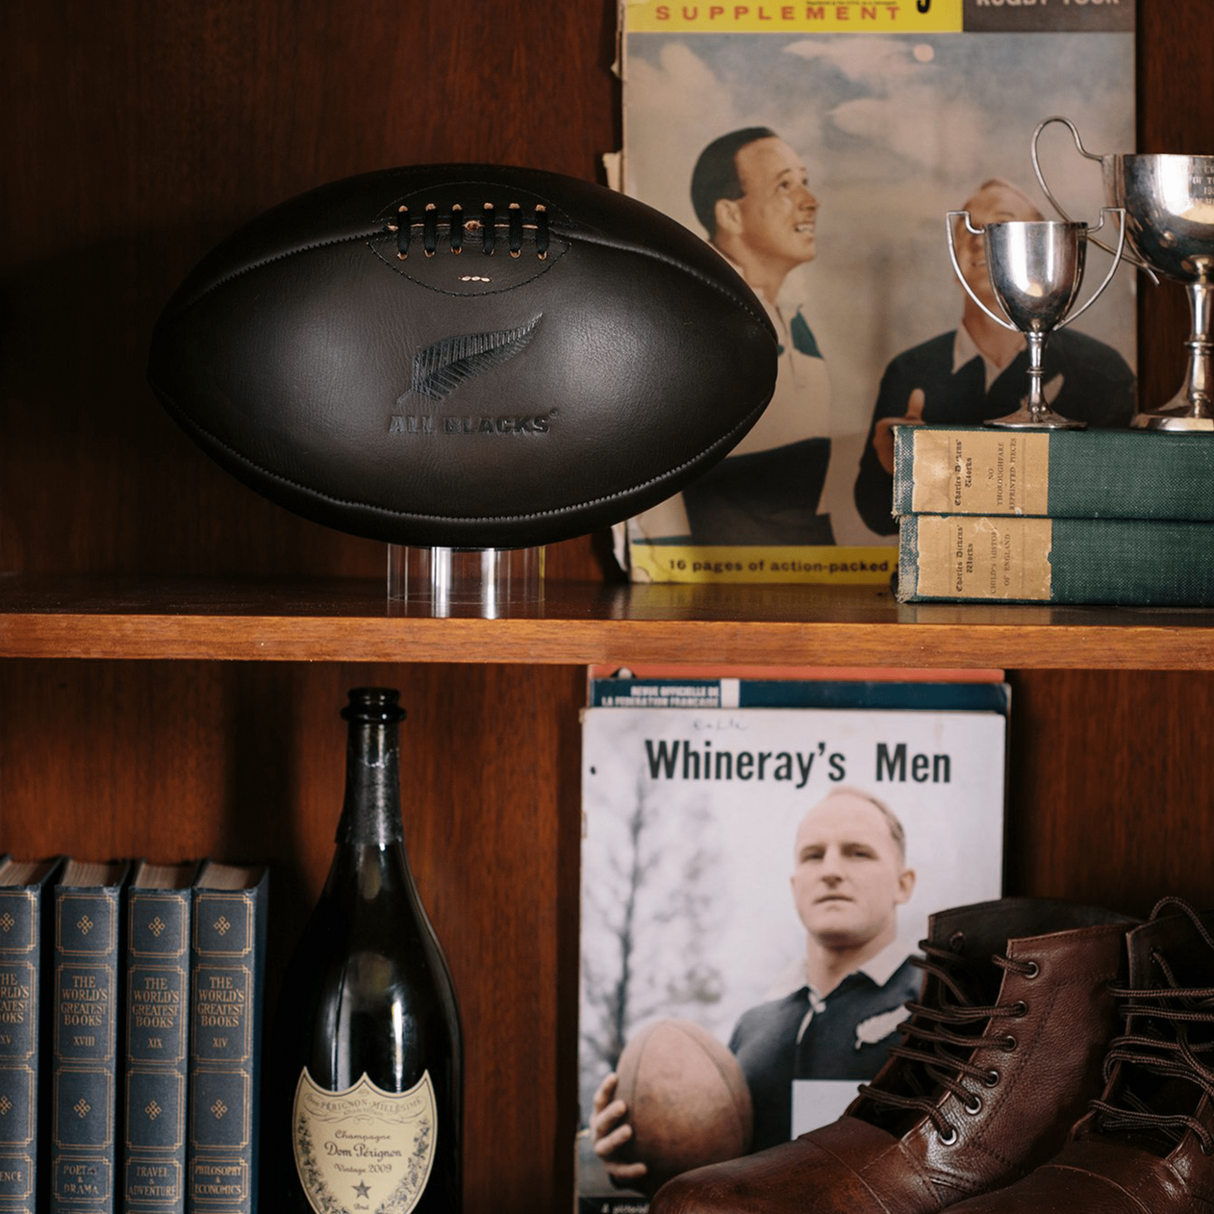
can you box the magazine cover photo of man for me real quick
[618,30,1136,558]
[590,787,920,1192]
[630,126,836,548]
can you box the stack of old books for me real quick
[0,854,268,1214]
[892,425,1214,606]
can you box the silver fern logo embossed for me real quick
[390,314,553,437]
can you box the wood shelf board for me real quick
[3,573,1214,668]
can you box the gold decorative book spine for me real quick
[50,860,132,1214]
[0,858,63,1214]
[185,864,267,1214]
[123,863,197,1214]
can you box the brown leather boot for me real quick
[927,897,1214,1214]
[649,898,1135,1214]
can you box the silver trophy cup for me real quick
[1033,116,1214,431]
[946,208,1126,429]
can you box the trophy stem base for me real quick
[1131,408,1214,432]
[386,545,545,618]
[984,333,1087,430]
[1133,318,1214,430]
[984,408,1087,431]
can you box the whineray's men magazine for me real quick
[577,681,1009,1210]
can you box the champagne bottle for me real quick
[275,687,462,1213]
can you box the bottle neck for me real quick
[336,715,405,847]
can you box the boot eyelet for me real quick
[1001,1035,1018,1052]
[1024,961,1040,979]
[938,1125,959,1146]
[1011,1000,1028,1018]
[983,1068,1000,1087]
[963,1093,982,1115]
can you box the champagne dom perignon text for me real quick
[276,688,462,1213]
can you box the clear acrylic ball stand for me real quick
[386,545,545,618]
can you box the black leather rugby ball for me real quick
[148,163,778,549]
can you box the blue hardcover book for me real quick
[123,862,199,1214]
[0,855,63,1214]
[185,863,268,1214]
[50,859,132,1214]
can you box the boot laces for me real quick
[1089,896,1214,1153]
[856,934,1035,1141]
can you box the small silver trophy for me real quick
[946,207,1126,429]
[1033,116,1214,431]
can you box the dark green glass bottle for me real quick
[276,688,462,1213]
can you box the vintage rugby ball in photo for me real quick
[615,1017,754,1191]
[148,163,778,549]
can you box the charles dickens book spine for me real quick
[892,425,1214,522]
[0,857,63,1214]
[50,860,132,1214]
[896,513,1214,606]
[123,862,198,1214]
[185,863,267,1214]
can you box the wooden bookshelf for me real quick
[6,573,1214,669]
[3,3,1213,1212]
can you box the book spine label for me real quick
[187,892,259,1214]
[900,429,1051,517]
[0,889,40,1214]
[124,892,191,1214]
[903,515,1054,601]
[51,890,122,1214]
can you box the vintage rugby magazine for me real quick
[577,675,1009,1211]
[613,0,1136,584]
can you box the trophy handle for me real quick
[945,211,1018,333]
[1055,207,1128,330]
[1031,115,1158,283]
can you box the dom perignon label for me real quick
[292,1069,437,1214]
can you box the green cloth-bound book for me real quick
[897,513,1214,606]
[892,426,1214,522]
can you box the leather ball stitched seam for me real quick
[148,377,772,529]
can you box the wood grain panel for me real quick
[11,574,1214,667]
[0,658,585,1211]
[1005,668,1214,915]
[2,2,1213,1211]
[0,0,613,583]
